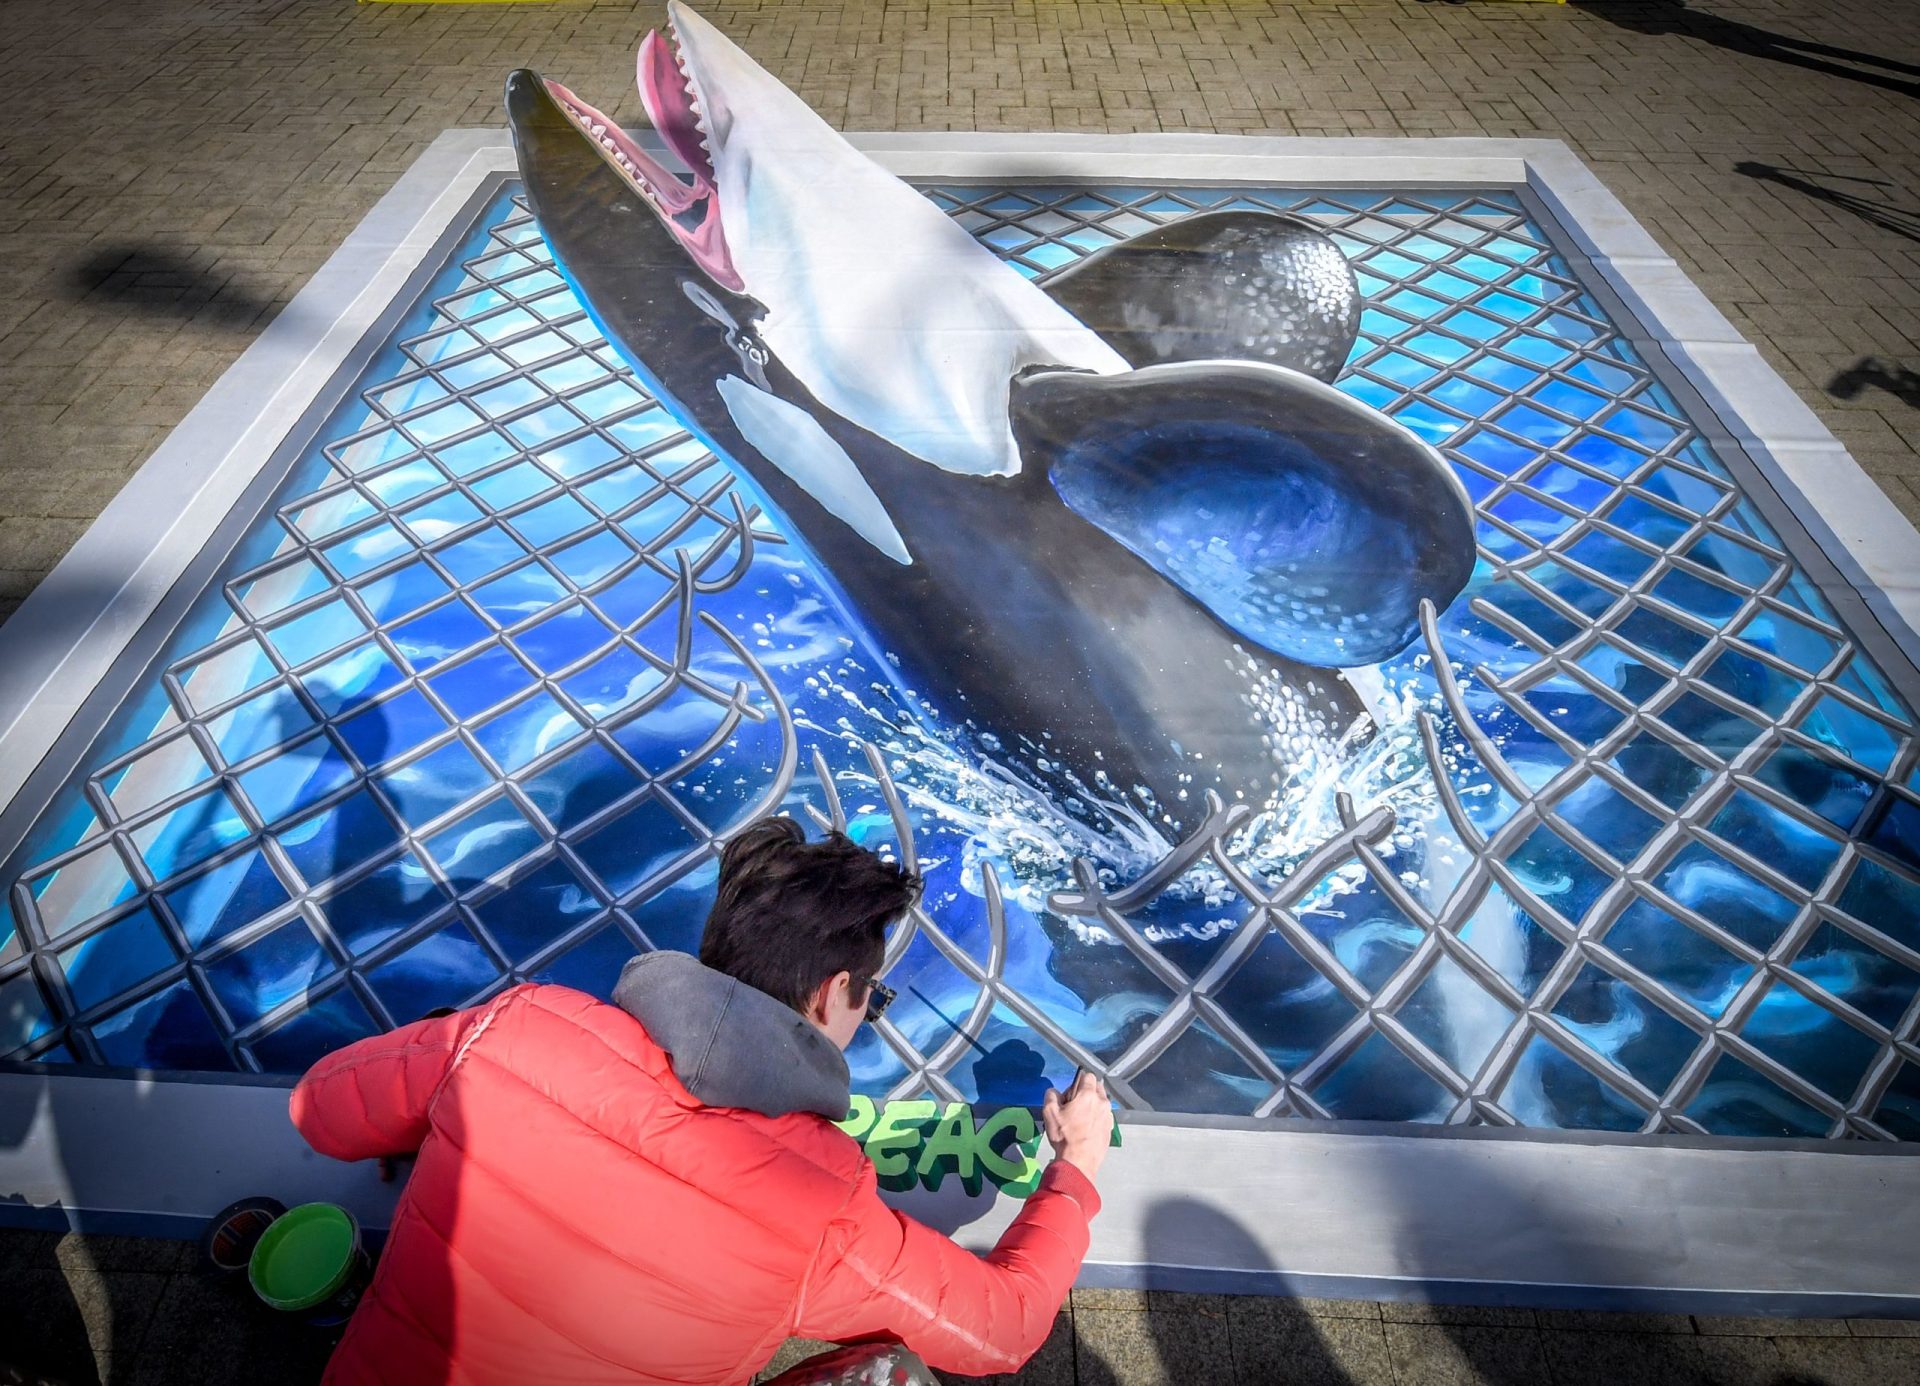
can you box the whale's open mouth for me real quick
[544,14,741,290]
[519,1,1130,479]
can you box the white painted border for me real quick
[2,1068,1914,1312]
[1,133,1917,1304]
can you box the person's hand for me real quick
[1042,1070,1111,1182]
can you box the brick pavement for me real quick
[2,0,1918,1380]
[3,1228,1918,1385]
[1,0,1917,627]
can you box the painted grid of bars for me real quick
[936,183,1920,1139]
[2,182,1918,1143]
[0,198,800,1071]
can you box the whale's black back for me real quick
[505,71,1373,836]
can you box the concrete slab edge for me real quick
[1,1068,1914,1308]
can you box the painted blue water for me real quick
[2,184,1917,1142]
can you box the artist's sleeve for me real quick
[794,1157,1100,1375]
[287,1001,492,1162]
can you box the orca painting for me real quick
[504,3,1475,842]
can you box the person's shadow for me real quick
[1829,356,1920,407]
[1735,163,1920,245]
[1570,0,1920,100]
[1073,1197,1363,1386]
[969,1039,1051,1107]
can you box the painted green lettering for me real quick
[865,1099,937,1181]
[915,1102,979,1192]
[836,1093,877,1142]
[975,1105,1044,1198]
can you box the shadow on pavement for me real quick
[1734,163,1920,244]
[1828,357,1920,408]
[1571,0,1920,100]
[1073,1196,1361,1385]
[62,245,278,327]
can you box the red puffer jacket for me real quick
[290,982,1099,1384]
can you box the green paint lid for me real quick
[248,1202,359,1312]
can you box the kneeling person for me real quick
[291,816,1110,1384]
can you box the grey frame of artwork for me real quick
[6,174,1918,1137]
[0,132,1916,1310]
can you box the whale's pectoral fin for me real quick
[1010,362,1477,668]
[1036,212,1362,384]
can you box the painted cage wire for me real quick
[1,183,1918,1144]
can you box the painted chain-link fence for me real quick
[2,182,1918,1143]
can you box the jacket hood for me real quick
[612,951,852,1121]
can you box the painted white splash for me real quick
[1341,662,1394,726]
[668,1,1127,478]
[717,374,912,565]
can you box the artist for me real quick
[290,816,1112,1384]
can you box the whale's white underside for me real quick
[669,1,1127,481]
[717,373,914,565]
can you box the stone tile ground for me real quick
[0,0,1917,626]
[2,1230,1916,1384]
[2,0,1918,1379]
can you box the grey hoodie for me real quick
[612,951,852,1121]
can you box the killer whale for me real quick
[505,70,1397,835]
[501,4,1475,837]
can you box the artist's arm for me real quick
[287,998,499,1162]
[794,1076,1110,1375]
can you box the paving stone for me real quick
[1076,1305,1232,1385]
[1536,1308,1698,1334]
[1849,1319,1920,1338]
[1693,1313,1851,1337]
[1227,1293,1383,1322]
[0,1228,59,1274]
[1381,1300,1537,1327]
[1228,1311,1393,1385]
[1691,1334,1798,1385]
[0,1266,170,1386]
[124,1272,336,1386]
[54,1234,196,1277]
[1145,1290,1230,1316]
[1538,1328,1680,1386]
[0,1268,105,1385]
[1071,1286,1150,1312]
[1772,1335,1920,1386]
[1383,1323,1552,1386]
[753,1338,837,1382]
[1540,1326,1786,1386]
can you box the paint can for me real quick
[201,1196,286,1276]
[247,1202,371,1326]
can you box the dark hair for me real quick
[699,816,922,1015]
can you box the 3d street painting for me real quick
[4,5,1920,1168]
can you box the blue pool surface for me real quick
[2,183,1918,1143]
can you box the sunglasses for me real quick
[860,977,896,1024]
